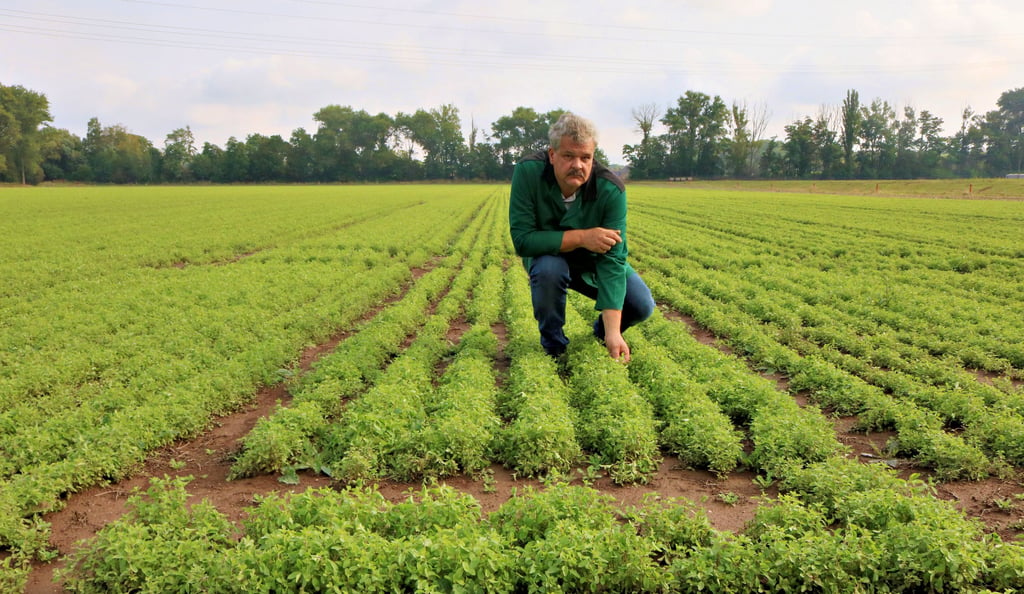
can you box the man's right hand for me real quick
[562,228,621,254]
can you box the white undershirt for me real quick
[563,190,578,209]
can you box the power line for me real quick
[161,0,1024,44]
[115,0,1023,46]
[1,6,1020,76]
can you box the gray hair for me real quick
[548,112,598,150]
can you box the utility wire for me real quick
[1,5,1019,75]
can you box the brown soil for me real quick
[25,302,1024,592]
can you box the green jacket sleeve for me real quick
[593,184,628,311]
[509,160,563,257]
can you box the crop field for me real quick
[664,177,1024,200]
[3,183,1024,591]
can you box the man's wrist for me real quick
[560,229,583,252]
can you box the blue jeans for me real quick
[529,254,655,356]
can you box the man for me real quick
[509,112,654,362]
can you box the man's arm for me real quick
[592,183,630,361]
[601,308,630,361]
[560,228,622,253]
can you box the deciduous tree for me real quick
[82,117,156,183]
[840,89,860,178]
[623,103,666,179]
[0,83,52,184]
[162,126,197,183]
[990,87,1024,174]
[398,104,466,179]
[491,107,562,172]
[661,91,729,178]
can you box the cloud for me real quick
[185,103,306,144]
[197,56,367,105]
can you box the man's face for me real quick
[549,136,595,196]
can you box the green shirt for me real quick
[509,150,634,311]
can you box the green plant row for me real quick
[412,203,509,478]
[633,231,1024,472]
[634,206,1024,377]
[464,190,508,326]
[0,186,483,421]
[56,462,1024,593]
[625,327,744,476]
[238,191,512,485]
[638,263,994,481]
[689,239,1024,385]
[645,241,1024,467]
[0,191,477,419]
[632,192,1024,265]
[0,257,411,559]
[227,262,462,480]
[0,186,481,302]
[322,312,453,482]
[564,293,662,484]
[0,255,407,442]
[638,310,844,480]
[633,195,1024,320]
[227,233,488,480]
[399,194,519,480]
[416,324,502,478]
[404,192,507,478]
[0,188,485,431]
[780,328,1024,468]
[228,191,506,481]
[317,216,492,482]
[492,264,581,477]
[751,260,1024,376]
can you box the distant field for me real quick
[3,184,1024,591]
[641,177,1024,200]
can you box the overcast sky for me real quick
[2,0,1021,163]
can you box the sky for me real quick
[2,0,1022,164]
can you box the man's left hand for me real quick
[604,332,631,363]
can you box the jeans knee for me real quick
[626,274,656,323]
[637,295,656,322]
[529,255,569,289]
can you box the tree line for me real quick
[1,82,1022,184]
[625,88,1024,180]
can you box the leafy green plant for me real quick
[59,476,236,593]
[717,491,740,506]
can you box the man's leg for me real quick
[529,255,571,356]
[591,272,656,338]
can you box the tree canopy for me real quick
[2,81,1024,185]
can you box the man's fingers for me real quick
[612,348,630,363]
[585,228,622,253]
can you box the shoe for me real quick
[545,346,566,359]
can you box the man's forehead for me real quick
[556,137,595,154]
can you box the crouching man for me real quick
[509,112,655,362]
